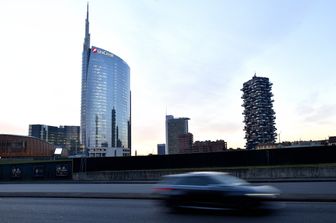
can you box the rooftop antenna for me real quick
[87,2,89,20]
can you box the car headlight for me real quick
[245,193,279,198]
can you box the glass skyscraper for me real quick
[81,5,131,157]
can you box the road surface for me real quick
[0,181,335,195]
[0,198,334,223]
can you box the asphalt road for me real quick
[0,198,335,223]
[0,181,335,195]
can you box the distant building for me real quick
[178,133,194,153]
[192,140,227,153]
[29,124,80,155]
[29,124,58,145]
[255,143,278,150]
[157,144,166,155]
[241,75,277,149]
[329,136,336,146]
[61,126,80,155]
[88,147,130,157]
[0,134,55,158]
[165,115,190,154]
[256,140,328,149]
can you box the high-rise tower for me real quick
[80,4,131,157]
[241,75,276,150]
[80,3,90,150]
[165,115,190,154]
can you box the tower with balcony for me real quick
[241,75,277,149]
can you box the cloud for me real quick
[302,104,336,124]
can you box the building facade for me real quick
[178,133,194,154]
[329,136,336,146]
[256,140,329,149]
[241,75,277,149]
[157,144,166,155]
[81,5,131,157]
[0,134,55,158]
[29,124,80,155]
[192,140,227,153]
[61,126,80,155]
[29,124,58,145]
[165,115,190,154]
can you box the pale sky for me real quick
[0,0,336,155]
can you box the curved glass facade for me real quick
[85,47,131,150]
[80,6,131,156]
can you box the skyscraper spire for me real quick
[87,2,89,21]
[84,2,90,48]
[81,3,91,149]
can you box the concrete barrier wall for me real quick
[73,146,336,173]
[73,164,336,181]
[0,160,72,181]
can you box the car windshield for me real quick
[213,174,249,186]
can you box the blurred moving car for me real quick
[153,171,280,211]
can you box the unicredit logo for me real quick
[92,48,113,57]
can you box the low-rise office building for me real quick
[157,144,166,155]
[178,133,194,153]
[329,136,336,146]
[0,134,55,158]
[256,140,329,149]
[192,140,227,153]
[29,124,80,155]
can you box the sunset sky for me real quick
[0,0,336,155]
